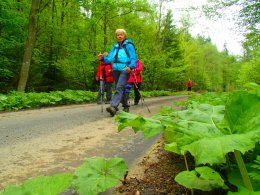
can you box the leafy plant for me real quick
[249,155,260,181]
[114,84,260,192]
[0,90,180,112]
[0,173,73,195]
[72,157,127,195]
[0,157,127,195]
[175,166,227,191]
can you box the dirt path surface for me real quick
[0,96,188,191]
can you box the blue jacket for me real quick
[103,39,137,71]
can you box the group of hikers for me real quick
[95,58,143,111]
[96,28,193,117]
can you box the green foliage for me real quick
[177,92,230,108]
[114,85,260,192]
[175,166,227,191]
[0,173,73,195]
[249,156,260,182]
[0,90,181,112]
[0,157,127,195]
[72,157,127,195]
[1,0,248,93]
[227,169,260,194]
[0,0,30,92]
[116,91,260,165]
[0,90,97,111]
[116,112,164,138]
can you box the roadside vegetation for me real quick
[0,0,259,194]
[115,83,260,194]
[1,83,259,195]
[0,90,186,112]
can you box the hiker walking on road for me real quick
[98,29,137,116]
[125,58,143,105]
[95,61,114,104]
[186,79,192,94]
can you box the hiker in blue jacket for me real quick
[98,29,137,116]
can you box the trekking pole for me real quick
[133,73,151,113]
[99,79,103,112]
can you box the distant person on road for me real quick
[125,58,143,105]
[95,60,114,104]
[186,79,192,94]
[98,29,137,116]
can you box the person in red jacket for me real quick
[125,58,143,106]
[96,61,114,104]
[186,79,192,94]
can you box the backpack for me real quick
[122,42,136,59]
[115,42,136,63]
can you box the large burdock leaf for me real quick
[115,111,164,138]
[72,157,127,195]
[0,173,73,195]
[165,90,260,165]
[175,166,227,191]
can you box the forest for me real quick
[0,0,259,94]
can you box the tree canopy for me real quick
[0,0,258,93]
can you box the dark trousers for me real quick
[133,82,141,104]
[125,82,141,105]
[98,81,112,101]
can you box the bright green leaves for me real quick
[249,155,260,182]
[72,157,127,195]
[115,88,260,165]
[0,173,74,195]
[164,104,226,164]
[1,157,127,195]
[225,90,260,135]
[175,166,227,191]
[114,86,260,192]
[227,169,260,194]
[166,90,260,165]
[115,112,164,138]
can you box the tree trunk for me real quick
[17,0,40,92]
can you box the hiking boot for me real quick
[123,107,129,112]
[106,106,117,116]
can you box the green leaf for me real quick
[114,112,164,138]
[175,166,227,191]
[0,173,73,195]
[72,157,127,195]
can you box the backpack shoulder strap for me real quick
[123,42,135,58]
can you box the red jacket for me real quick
[96,61,114,82]
[128,59,143,83]
[187,80,192,87]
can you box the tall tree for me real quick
[0,0,30,92]
[17,0,40,92]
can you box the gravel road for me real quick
[0,95,188,190]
